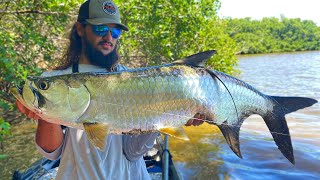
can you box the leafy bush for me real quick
[0,0,80,136]
[0,0,238,136]
[116,0,237,72]
[0,118,11,142]
[224,16,320,54]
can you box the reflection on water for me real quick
[169,124,228,179]
[170,51,320,179]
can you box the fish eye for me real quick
[37,80,50,90]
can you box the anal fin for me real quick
[83,123,110,151]
[159,127,189,141]
[217,123,242,158]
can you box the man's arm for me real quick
[36,120,64,153]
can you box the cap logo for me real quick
[103,1,116,15]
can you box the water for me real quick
[1,51,319,179]
[170,51,320,179]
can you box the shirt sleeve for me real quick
[122,133,159,161]
[35,142,63,160]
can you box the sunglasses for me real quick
[91,25,122,39]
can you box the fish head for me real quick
[17,75,91,122]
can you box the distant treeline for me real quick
[223,16,320,54]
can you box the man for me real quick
[17,0,203,179]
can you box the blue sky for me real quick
[218,0,320,25]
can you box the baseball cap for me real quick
[77,0,129,31]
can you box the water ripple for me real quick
[173,51,320,179]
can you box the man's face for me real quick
[80,23,120,68]
[84,23,118,56]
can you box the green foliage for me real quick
[0,0,238,130]
[0,0,80,126]
[115,0,237,72]
[0,118,11,142]
[0,154,8,159]
[224,16,320,54]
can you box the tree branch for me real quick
[0,1,11,4]
[0,10,66,16]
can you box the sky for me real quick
[218,0,320,25]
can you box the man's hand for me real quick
[16,100,41,120]
[185,113,205,126]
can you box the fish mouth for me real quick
[28,81,45,112]
[17,83,23,96]
[11,85,24,102]
[11,80,44,114]
[29,82,39,106]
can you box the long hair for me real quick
[55,23,120,72]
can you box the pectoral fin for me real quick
[83,123,110,151]
[159,127,189,141]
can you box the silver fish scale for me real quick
[212,71,273,125]
[81,66,212,133]
[80,66,273,133]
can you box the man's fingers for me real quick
[16,100,27,113]
[34,114,41,120]
[199,114,206,120]
[27,110,35,119]
[193,119,203,126]
[193,113,201,119]
[192,113,205,126]
[185,119,193,126]
[185,113,206,126]
[16,100,41,120]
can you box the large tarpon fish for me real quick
[13,50,317,164]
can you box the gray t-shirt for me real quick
[36,64,158,180]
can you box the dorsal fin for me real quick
[172,50,216,67]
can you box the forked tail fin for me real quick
[213,96,317,164]
[263,96,317,164]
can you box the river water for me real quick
[1,51,319,179]
[170,51,320,179]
